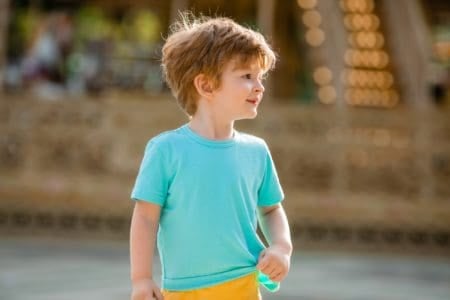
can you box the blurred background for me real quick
[0,0,449,299]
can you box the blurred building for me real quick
[1,0,449,106]
[0,0,449,254]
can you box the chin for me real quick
[235,110,258,121]
[246,111,258,119]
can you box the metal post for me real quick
[0,0,10,92]
[380,0,434,203]
[257,0,274,38]
[257,0,274,98]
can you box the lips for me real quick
[246,99,259,104]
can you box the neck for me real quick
[189,108,234,140]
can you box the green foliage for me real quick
[74,6,113,43]
[122,10,160,44]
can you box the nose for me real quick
[254,79,265,93]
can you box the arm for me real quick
[130,200,164,300]
[256,203,293,282]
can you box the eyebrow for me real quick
[232,65,263,72]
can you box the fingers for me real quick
[264,268,285,282]
[256,249,268,271]
[153,288,164,300]
[145,291,164,300]
[270,271,284,282]
[258,263,279,280]
[257,255,275,274]
[256,258,266,271]
[258,249,266,260]
[262,262,276,275]
[257,248,290,283]
[132,283,164,300]
[266,266,279,280]
[257,256,287,282]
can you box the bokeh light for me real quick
[306,27,325,47]
[318,85,337,104]
[340,0,398,108]
[297,0,318,10]
[302,10,322,28]
[313,66,333,86]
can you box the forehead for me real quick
[227,56,265,72]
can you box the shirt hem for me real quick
[162,267,257,291]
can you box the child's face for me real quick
[211,58,266,121]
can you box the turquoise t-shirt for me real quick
[131,124,284,291]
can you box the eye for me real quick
[243,74,252,79]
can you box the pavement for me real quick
[0,236,449,300]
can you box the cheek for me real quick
[242,81,253,91]
[230,78,252,91]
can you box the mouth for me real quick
[246,99,259,105]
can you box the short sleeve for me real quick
[257,145,284,206]
[130,140,170,206]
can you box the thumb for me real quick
[153,288,164,300]
[257,249,267,270]
[258,249,267,261]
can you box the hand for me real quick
[256,245,291,282]
[131,278,164,300]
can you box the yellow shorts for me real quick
[162,272,262,300]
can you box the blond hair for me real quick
[161,13,276,116]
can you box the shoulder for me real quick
[236,131,270,153]
[144,126,186,152]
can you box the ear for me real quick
[193,74,214,99]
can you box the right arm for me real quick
[130,200,164,300]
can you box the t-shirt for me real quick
[131,124,284,291]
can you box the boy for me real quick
[130,13,292,300]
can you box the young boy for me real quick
[130,13,292,300]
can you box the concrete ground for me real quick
[0,236,449,300]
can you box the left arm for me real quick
[257,203,293,282]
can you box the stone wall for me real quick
[1,95,449,253]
